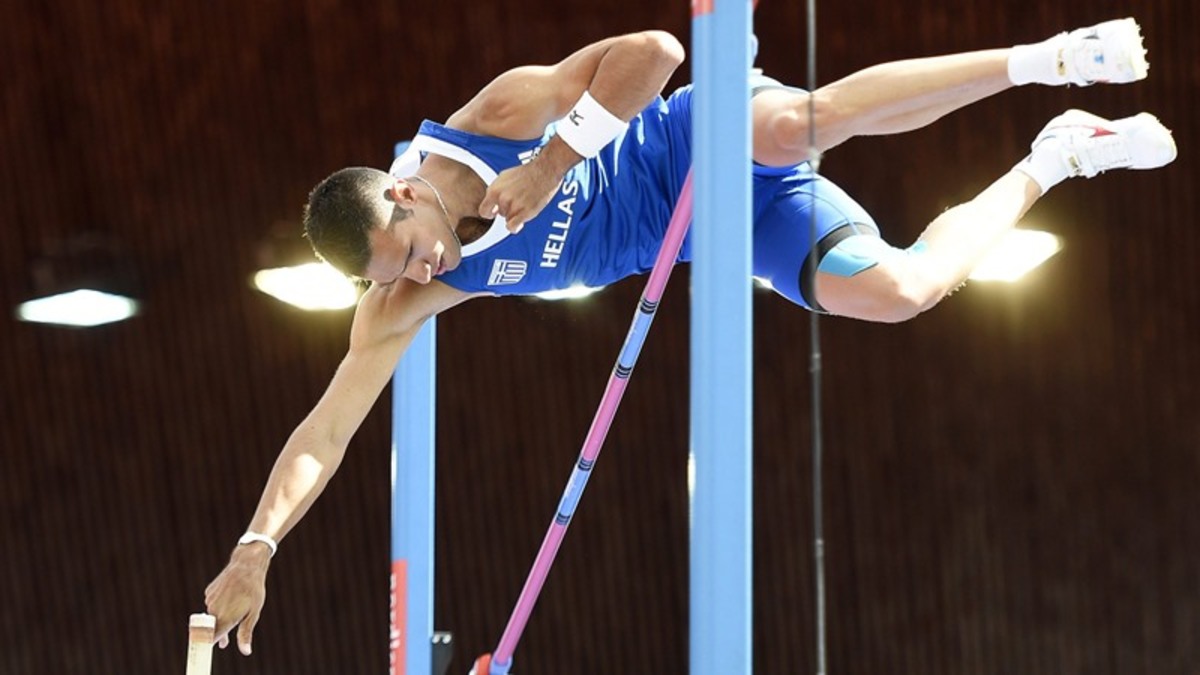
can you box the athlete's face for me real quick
[362,180,461,285]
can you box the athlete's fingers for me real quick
[502,201,524,230]
[484,189,516,221]
[218,633,230,650]
[237,608,260,656]
[478,198,499,219]
[478,186,500,219]
[207,600,243,649]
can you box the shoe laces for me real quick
[1064,131,1131,177]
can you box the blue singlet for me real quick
[389,82,877,310]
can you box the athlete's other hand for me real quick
[478,161,561,234]
[478,136,582,234]
[204,543,271,656]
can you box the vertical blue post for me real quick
[390,143,436,675]
[689,2,754,675]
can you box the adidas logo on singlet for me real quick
[488,259,527,286]
[517,147,540,165]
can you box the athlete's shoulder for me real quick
[350,280,482,349]
[444,65,561,141]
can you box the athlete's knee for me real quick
[820,270,939,323]
[756,90,851,161]
[774,93,836,150]
[872,274,941,323]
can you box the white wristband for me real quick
[555,90,628,158]
[237,531,278,557]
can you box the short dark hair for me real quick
[303,167,397,277]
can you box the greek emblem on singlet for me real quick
[488,259,528,286]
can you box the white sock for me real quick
[1014,140,1070,194]
[1007,33,1068,86]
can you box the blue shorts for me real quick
[751,162,879,310]
[667,75,880,310]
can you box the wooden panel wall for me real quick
[2,1,1198,673]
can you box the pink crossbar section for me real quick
[489,172,695,673]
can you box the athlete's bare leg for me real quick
[752,18,1150,166]
[813,110,1176,323]
[753,50,1012,165]
[814,170,1039,322]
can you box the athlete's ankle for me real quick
[1014,139,1068,195]
[1007,34,1067,87]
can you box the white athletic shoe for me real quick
[1058,18,1149,85]
[1031,109,1177,179]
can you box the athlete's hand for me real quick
[478,161,561,234]
[478,137,582,234]
[204,543,272,656]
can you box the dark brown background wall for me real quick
[3,1,1198,673]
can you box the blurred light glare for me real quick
[969,229,1062,282]
[17,289,140,327]
[533,284,601,301]
[253,262,359,310]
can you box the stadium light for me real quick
[970,228,1062,282]
[252,222,361,310]
[253,262,360,310]
[15,234,141,328]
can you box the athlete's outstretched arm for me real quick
[202,280,472,657]
[448,31,686,230]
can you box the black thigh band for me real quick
[799,222,881,313]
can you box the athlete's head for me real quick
[303,167,388,277]
[304,167,461,285]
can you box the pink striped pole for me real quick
[480,172,694,675]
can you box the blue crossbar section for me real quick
[689,3,755,675]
